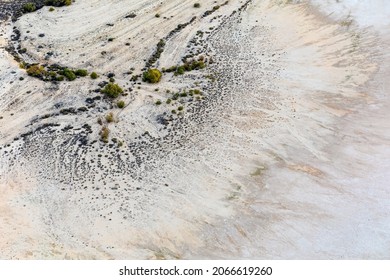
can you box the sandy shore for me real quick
[0,0,389,259]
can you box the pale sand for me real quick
[0,0,389,259]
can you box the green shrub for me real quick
[75,69,88,77]
[172,60,206,76]
[142,68,162,83]
[61,68,76,81]
[194,3,200,8]
[90,72,98,79]
[155,13,160,18]
[100,126,110,143]
[176,66,185,75]
[105,112,114,123]
[117,100,125,108]
[23,3,36,13]
[178,106,184,111]
[49,7,55,12]
[102,83,123,98]
[56,75,64,81]
[27,65,46,77]
[192,60,205,69]
[44,0,72,7]
[166,99,172,104]
[19,62,27,69]
[155,100,162,105]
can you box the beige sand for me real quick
[0,0,389,259]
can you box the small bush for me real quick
[166,99,172,104]
[155,13,160,18]
[178,106,184,111]
[143,68,162,83]
[44,0,72,7]
[75,69,88,77]
[23,3,36,13]
[172,60,206,76]
[155,100,162,105]
[176,66,185,75]
[49,7,55,12]
[102,83,123,98]
[194,3,200,8]
[59,68,76,81]
[100,126,110,142]
[90,72,98,79]
[56,75,64,81]
[19,62,27,69]
[27,65,46,77]
[117,100,125,108]
[105,112,114,123]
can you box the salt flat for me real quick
[0,0,389,259]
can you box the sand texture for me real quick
[0,0,389,259]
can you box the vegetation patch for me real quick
[100,126,110,143]
[23,62,93,83]
[146,39,165,68]
[27,64,46,78]
[22,0,73,14]
[163,57,206,76]
[202,1,229,18]
[143,69,162,83]
[22,3,36,13]
[117,100,125,108]
[101,83,124,98]
[90,72,99,79]
[44,0,72,7]
[75,69,88,77]
[60,68,77,81]
[105,112,114,123]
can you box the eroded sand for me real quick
[0,0,389,259]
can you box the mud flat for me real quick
[0,0,389,259]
